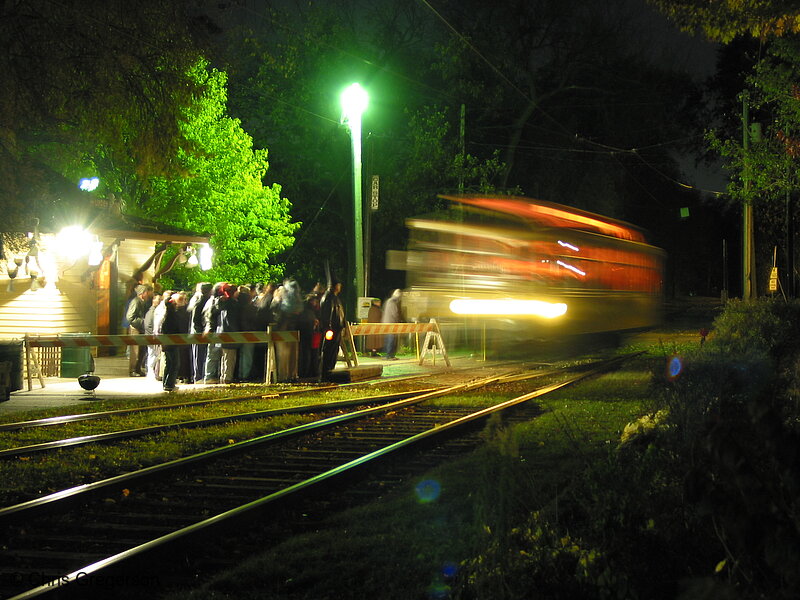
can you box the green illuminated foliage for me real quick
[118,61,299,285]
[709,38,800,207]
[650,0,800,42]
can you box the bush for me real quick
[709,298,800,368]
[648,299,800,599]
[457,299,800,599]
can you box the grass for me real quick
[0,342,677,599]
[158,358,654,600]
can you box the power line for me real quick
[416,0,720,194]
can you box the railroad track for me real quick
[0,355,634,599]
[0,360,599,460]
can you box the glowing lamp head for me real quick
[340,83,368,125]
[79,177,100,192]
[198,243,213,271]
[55,226,94,262]
[325,329,335,341]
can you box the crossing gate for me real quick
[23,331,298,391]
[344,319,450,368]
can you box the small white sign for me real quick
[370,175,379,211]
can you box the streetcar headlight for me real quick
[448,298,567,318]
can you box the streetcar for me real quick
[396,194,665,337]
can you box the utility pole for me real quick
[458,103,465,193]
[787,191,795,297]
[742,95,757,300]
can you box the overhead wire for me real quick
[416,0,725,196]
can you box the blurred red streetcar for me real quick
[395,194,665,338]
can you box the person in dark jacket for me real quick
[237,285,258,381]
[159,292,182,391]
[217,283,240,384]
[126,284,153,376]
[202,282,225,384]
[298,292,321,379]
[174,291,192,383]
[187,282,212,384]
[320,280,345,374]
[249,282,275,382]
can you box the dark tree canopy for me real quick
[0,0,211,231]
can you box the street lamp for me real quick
[340,83,369,300]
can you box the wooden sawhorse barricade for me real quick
[343,319,450,368]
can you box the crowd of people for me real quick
[124,279,402,392]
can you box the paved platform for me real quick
[0,353,447,417]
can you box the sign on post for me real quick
[769,267,779,293]
[370,175,379,211]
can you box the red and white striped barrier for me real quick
[349,322,436,336]
[26,331,298,348]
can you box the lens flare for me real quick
[415,479,441,503]
[667,355,683,380]
[442,561,458,579]
[426,582,451,599]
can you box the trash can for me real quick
[60,334,92,378]
[0,340,23,393]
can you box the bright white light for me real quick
[556,260,586,276]
[340,83,368,124]
[87,240,104,266]
[55,226,93,262]
[79,177,100,192]
[198,243,213,270]
[449,298,567,318]
[557,240,580,252]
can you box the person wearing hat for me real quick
[126,283,153,376]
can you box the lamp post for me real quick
[340,83,369,300]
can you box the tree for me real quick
[709,37,800,294]
[213,0,711,295]
[422,0,705,228]
[0,0,213,233]
[216,1,501,291]
[649,0,800,42]
[99,61,299,286]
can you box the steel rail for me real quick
[0,373,514,523]
[0,388,440,459]
[4,354,632,600]
[0,387,333,432]
[0,358,500,432]
[0,360,576,458]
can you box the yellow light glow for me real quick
[449,298,567,318]
[55,226,93,262]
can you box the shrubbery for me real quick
[455,299,800,599]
